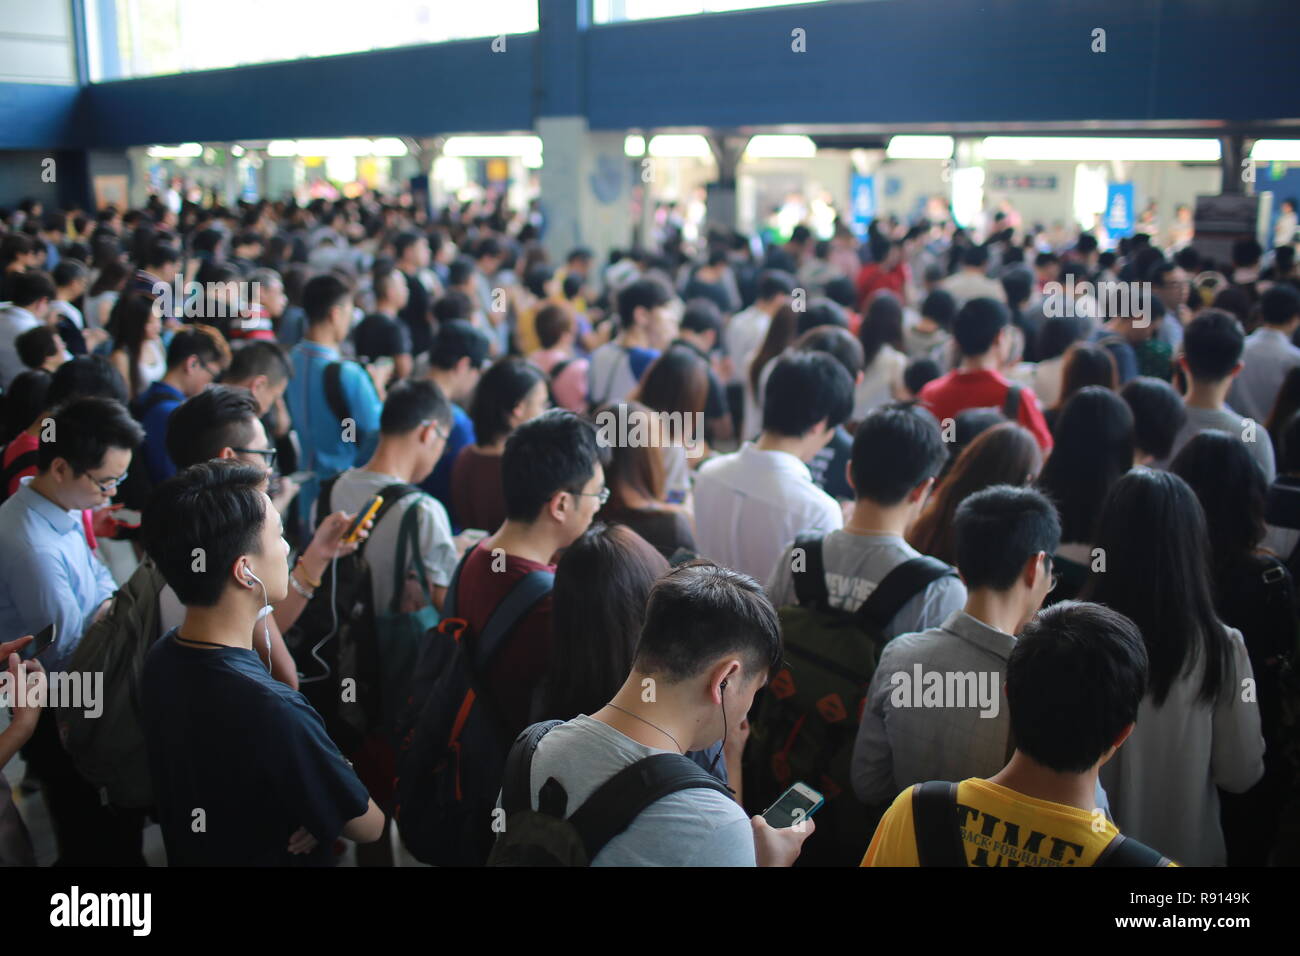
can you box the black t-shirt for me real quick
[398,271,434,357]
[141,630,370,866]
[807,424,854,501]
[353,312,412,362]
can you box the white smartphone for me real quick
[762,782,825,829]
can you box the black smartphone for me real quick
[18,622,56,662]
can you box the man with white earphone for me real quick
[137,459,385,866]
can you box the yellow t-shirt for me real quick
[863,779,1174,867]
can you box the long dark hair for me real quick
[635,344,708,445]
[1036,386,1134,544]
[909,422,1043,565]
[595,401,668,511]
[469,356,546,447]
[858,290,905,368]
[1169,431,1267,573]
[542,522,670,720]
[1054,341,1117,411]
[749,303,798,393]
[1081,469,1229,706]
[108,292,157,398]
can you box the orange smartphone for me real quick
[342,495,383,544]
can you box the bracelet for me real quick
[288,572,315,600]
[293,560,322,590]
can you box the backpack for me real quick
[1001,383,1023,420]
[323,361,352,426]
[394,545,554,866]
[281,476,420,757]
[487,719,732,866]
[744,534,957,866]
[0,445,37,505]
[55,559,169,809]
[911,781,1171,866]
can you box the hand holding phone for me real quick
[762,782,824,829]
[19,623,56,662]
[342,495,384,545]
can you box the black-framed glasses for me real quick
[233,447,278,470]
[572,486,611,506]
[85,469,128,493]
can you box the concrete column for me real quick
[706,132,748,233]
[536,115,632,265]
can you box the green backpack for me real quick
[487,719,732,866]
[744,533,957,866]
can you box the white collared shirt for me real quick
[693,441,842,583]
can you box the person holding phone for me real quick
[0,636,43,865]
[0,395,144,864]
[522,561,813,866]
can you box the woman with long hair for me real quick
[450,357,549,532]
[85,259,130,332]
[1035,385,1133,600]
[741,303,798,441]
[1083,468,1264,866]
[633,344,710,506]
[1170,432,1296,864]
[909,422,1043,565]
[1045,341,1117,432]
[594,401,696,560]
[107,292,166,400]
[853,289,908,422]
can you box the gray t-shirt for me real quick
[525,715,755,866]
[1162,404,1276,482]
[766,530,967,642]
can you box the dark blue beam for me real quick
[0,83,83,150]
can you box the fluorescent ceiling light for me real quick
[267,140,297,157]
[442,136,542,161]
[886,136,954,160]
[744,135,817,159]
[624,135,647,157]
[146,143,203,159]
[647,135,712,159]
[980,137,1220,162]
[1251,140,1300,162]
[371,137,408,157]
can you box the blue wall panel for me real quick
[0,83,84,149]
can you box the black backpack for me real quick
[281,476,420,756]
[487,719,733,866]
[911,781,1171,866]
[394,545,554,866]
[744,534,957,867]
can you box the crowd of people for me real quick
[0,187,1297,868]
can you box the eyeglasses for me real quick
[233,447,278,470]
[85,469,128,493]
[572,486,611,506]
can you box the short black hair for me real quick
[1121,376,1187,460]
[166,385,261,468]
[38,395,144,473]
[380,378,452,435]
[962,244,989,269]
[8,270,56,307]
[430,318,491,370]
[16,326,60,369]
[795,325,864,378]
[850,403,946,505]
[147,243,180,269]
[633,561,781,684]
[142,460,270,607]
[1182,309,1244,382]
[1007,601,1147,774]
[680,298,723,339]
[762,351,853,438]
[165,324,230,372]
[47,354,128,406]
[903,357,941,395]
[52,259,88,288]
[952,297,1009,357]
[1261,284,1300,328]
[226,340,291,385]
[432,290,474,324]
[501,409,605,522]
[535,304,574,349]
[920,289,958,329]
[1232,237,1262,268]
[755,270,796,302]
[393,230,426,261]
[953,484,1061,590]
[616,276,672,328]
[302,273,353,324]
[447,256,476,287]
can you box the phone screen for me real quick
[20,623,56,662]
[763,784,824,829]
